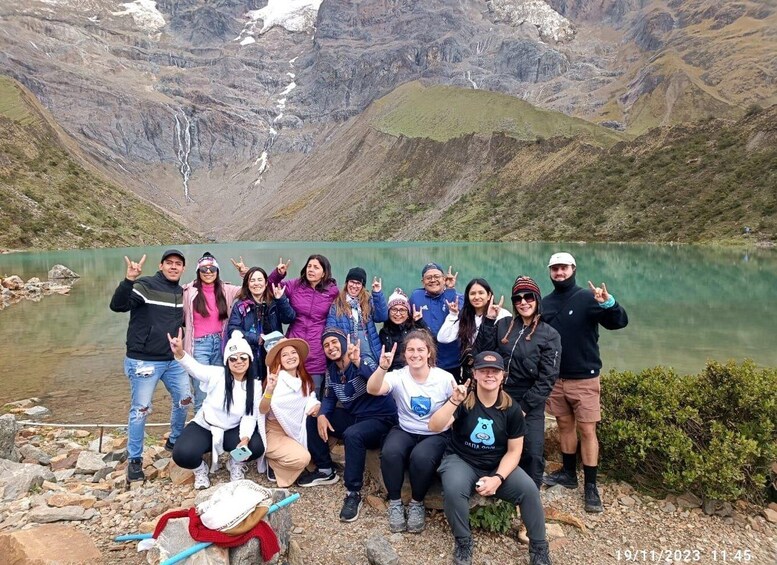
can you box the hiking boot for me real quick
[297,468,339,487]
[164,439,175,452]
[406,500,426,533]
[267,466,277,483]
[528,539,553,565]
[542,468,578,489]
[584,483,604,513]
[452,536,473,565]
[339,491,362,522]
[126,458,144,482]
[193,461,210,490]
[227,457,247,482]
[388,500,406,532]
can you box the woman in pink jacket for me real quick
[183,252,241,412]
[268,254,339,391]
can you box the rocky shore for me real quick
[0,403,775,564]
[0,265,79,311]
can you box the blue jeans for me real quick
[124,357,192,460]
[192,333,224,411]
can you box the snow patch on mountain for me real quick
[489,0,575,43]
[236,0,322,45]
[112,0,165,33]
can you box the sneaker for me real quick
[584,483,604,513]
[227,457,247,482]
[542,468,578,489]
[339,491,362,522]
[267,466,277,483]
[388,500,406,533]
[452,536,473,565]
[406,500,426,533]
[193,462,210,490]
[126,458,144,482]
[528,539,553,565]
[297,469,339,487]
[164,439,175,451]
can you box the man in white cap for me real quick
[541,252,628,513]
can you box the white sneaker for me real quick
[193,461,210,490]
[227,457,247,482]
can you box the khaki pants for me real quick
[264,418,311,488]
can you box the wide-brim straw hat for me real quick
[265,337,309,368]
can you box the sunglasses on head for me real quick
[513,293,536,304]
[228,354,250,363]
[199,266,217,274]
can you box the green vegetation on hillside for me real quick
[423,110,777,244]
[0,76,198,250]
[372,81,626,146]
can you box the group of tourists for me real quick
[111,248,628,565]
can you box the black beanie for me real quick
[346,267,367,286]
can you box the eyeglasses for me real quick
[389,307,407,314]
[513,293,536,304]
[423,275,442,282]
[347,280,363,286]
[199,266,217,274]
[228,354,250,363]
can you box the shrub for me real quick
[469,500,516,534]
[599,361,777,502]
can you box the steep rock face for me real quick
[0,0,773,240]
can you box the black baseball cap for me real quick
[160,249,185,265]
[473,351,505,370]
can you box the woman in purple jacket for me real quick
[268,255,339,391]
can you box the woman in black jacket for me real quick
[475,275,561,488]
[378,288,428,371]
[227,267,296,380]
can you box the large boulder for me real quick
[0,414,20,462]
[1,275,23,290]
[48,264,80,279]
[0,458,55,501]
[146,516,229,565]
[0,524,102,563]
[28,505,97,523]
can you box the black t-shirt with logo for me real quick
[449,396,525,471]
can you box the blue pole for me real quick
[114,533,153,541]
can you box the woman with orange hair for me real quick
[258,333,320,487]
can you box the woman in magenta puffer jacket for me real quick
[268,254,339,391]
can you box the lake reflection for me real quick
[1,242,775,422]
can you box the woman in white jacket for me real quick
[437,278,511,384]
[169,329,264,489]
[259,332,321,488]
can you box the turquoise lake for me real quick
[1,241,776,423]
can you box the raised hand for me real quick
[124,254,146,281]
[277,257,291,276]
[486,296,504,320]
[446,299,459,317]
[167,327,184,359]
[412,304,423,322]
[372,276,382,293]
[346,335,361,366]
[588,281,610,304]
[379,342,397,370]
[265,372,278,394]
[272,283,286,300]
[444,266,458,289]
[451,378,470,404]
[231,256,248,276]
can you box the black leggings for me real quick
[172,422,264,469]
[380,427,449,501]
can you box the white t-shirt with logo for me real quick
[383,366,456,435]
